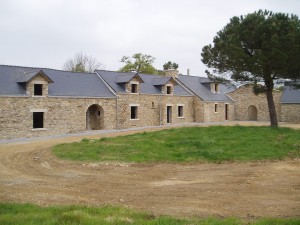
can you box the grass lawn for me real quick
[0,203,299,225]
[52,126,300,163]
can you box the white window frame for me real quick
[129,104,140,120]
[130,81,139,94]
[30,109,47,131]
[166,85,172,95]
[177,104,184,118]
[32,81,47,97]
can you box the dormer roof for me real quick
[152,76,177,86]
[16,70,54,83]
[116,73,144,84]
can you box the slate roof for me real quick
[281,85,300,103]
[116,73,144,83]
[0,65,116,98]
[177,74,233,102]
[152,76,177,86]
[96,70,192,96]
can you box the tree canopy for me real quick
[119,53,158,74]
[63,52,103,73]
[163,61,179,70]
[201,10,300,127]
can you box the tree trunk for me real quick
[265,86,278,127]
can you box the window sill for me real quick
[130,118,140,121]
[32,128,46,131]
[178,117,185,119]
[130,93,139,94]
[32,96,46,98]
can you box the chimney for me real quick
[187,69,190,76]
[165,69,178,78]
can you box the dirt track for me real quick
[0,123,300,219]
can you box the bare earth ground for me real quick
[0,122,299,219]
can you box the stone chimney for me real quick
[164,69,178,78]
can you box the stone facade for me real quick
[228,84,282,122]
[1,67,299,140]
[0,96,117,139]
[281,104,300,122]
[116,93,194,129]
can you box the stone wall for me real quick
[0,96,117,139]
[193,97,234,123]
[193,97,204,122]
[203,102,234,122]
[116,94,194,129]
[281,104,300,122]
[228,84,282,121]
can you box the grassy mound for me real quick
[53,126,300,163]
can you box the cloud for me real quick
[0,0,299,75]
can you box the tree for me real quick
[119,53,158,74]
[163,61,179,70]
[201,10,300,127]
[63,52,103,73]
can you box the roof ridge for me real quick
[178,74,210,79]
[0,64,96,75]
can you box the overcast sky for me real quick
[1,0,299,76]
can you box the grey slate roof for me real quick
[116,74,144,83]
[16,70,54,83]
[96,70,192,96]
[177,74,233,102]
[152,77,176,86]
[0,65,116,98]
[281,85,300,103]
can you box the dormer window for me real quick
[131,83,137,93]
[34,84,43,96]
[166,86,172,94]
[213,83,219,93]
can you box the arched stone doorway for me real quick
[248,105,258,121]
[86,104,104,130]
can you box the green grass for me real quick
[52,126,300,163]
[0,203,299,225]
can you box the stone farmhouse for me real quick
[0,64,299,140]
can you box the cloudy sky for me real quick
[0,0,299,76]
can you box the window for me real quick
[214,104,218,113]
[178,106,183,117]
[214,83,219,93]
[33,112,44,128]
[131,84,137,93]
[131,106,138,119]
[166,86,172,94]
[34,84,43,96]
[151,102,155,108]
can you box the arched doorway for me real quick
[86,104,104,130]
[248,105,258,121]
